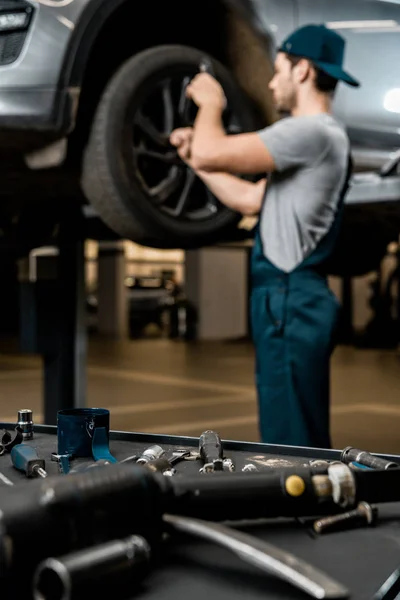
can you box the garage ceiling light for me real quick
[326,20,397,29]
[384,89,400,114]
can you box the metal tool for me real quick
[313,501,378,534]
[168,448,194,465]
[163,514,349,599]
[32,535,151,600]
[136,445,165,465]
[222,458,235,472]
[142,457,176,477]
[10,444,47,478]
[51,452,72,475]
[341,446,399,470]
[92,426,117,463]
[199,57,216,76]
[173,449,200,463]
[1,427,23,453]
[168,449,191,465]
[120,453,140,464]
[4,462,400,585]
[374,566,400,600]
[199,430,224,473]
[198,58,228,113]
[57,408,116,462]
[180,57,217,129]
[17,409,34,440]
[0,472,14,486]
[1,430,11,445]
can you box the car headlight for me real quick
[0,9,31,32]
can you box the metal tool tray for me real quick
[1,424,400,600]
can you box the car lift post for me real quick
[19,211,87,424]
[396,240,400,347]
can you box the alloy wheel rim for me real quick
[131,71,243,222]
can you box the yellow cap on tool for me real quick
[285,475,306,497]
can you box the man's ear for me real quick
[294,58,312,84]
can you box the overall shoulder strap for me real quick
[340,153,353,206]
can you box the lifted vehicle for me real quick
[0,0,399,275]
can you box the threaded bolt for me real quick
[313,501,378,534]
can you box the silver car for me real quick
[0,0,398,274]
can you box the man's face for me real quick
[268,53,298,114]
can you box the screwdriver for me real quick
[10,444,47,478]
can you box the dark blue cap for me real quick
[278,24,360,88]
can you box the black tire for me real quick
[81,45,257,247]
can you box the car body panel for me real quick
[0,0,398,167]
[0,0,134,133]
[234,0,400,167]
[298,0,400,160]
[0,1,76,132]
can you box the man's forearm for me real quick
[191,104,225,167]
[195,170,266,216]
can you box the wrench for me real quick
[51,452,72,475]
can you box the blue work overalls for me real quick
[250,158,352,449]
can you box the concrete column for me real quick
[97,241,128,338]
[185,246,248,340]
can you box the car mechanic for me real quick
[170,24,360,448]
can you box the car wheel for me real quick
[81,45,258,247]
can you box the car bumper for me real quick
[0,1,76,140]
[0,87,77,151]
[0,87,76,129]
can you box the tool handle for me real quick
[6,463,400,583]
[198,58,227,113]
[32,536,151,600]
[10,444,44,476]
[0,464,165,579]
[341,447,399,470]
[2,427,23,453]
[199,430,223,466]
[199,57,216,77]
[169,469,330,522]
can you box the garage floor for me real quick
[0,338,399,455]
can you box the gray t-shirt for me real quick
[257,113,350,272]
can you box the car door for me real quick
[297,0,400,168]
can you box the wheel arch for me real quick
[61,0,277,133]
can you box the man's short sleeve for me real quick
[257,116,330,172]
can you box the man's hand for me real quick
[170,126,265,216]
[186,73,226,110]
[170,127,194,166]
